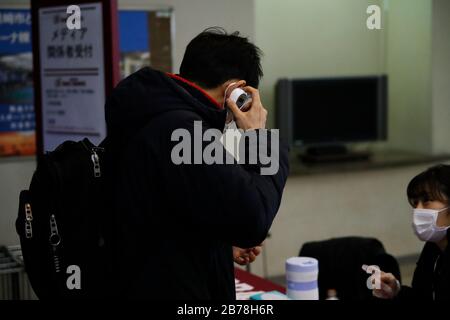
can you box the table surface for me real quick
[234,268,286,300]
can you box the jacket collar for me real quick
[164,73,227,130]
[166,73,222,110]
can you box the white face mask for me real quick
[412,207,450,243]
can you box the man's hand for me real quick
[226,86,267,130]
[233,245,262,265]
[372,271,401,299]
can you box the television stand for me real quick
[299,145,371,164]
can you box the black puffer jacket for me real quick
[104,67,289,300]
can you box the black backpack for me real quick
[15,138,114,299]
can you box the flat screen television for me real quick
[276,75,388,151]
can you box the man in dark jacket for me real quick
[105,28,289,299]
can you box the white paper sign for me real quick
[39,3,106,151]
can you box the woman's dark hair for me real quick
[179,27,263,89]
[407,164,450,207]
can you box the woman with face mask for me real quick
[372,164,450,300]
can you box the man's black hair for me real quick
[407,164,450,207]
[179,27,263,89]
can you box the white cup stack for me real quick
[285,257,319,300]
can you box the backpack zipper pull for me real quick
[91,151,101,178]
[49,214,61,273]
[81,139,102,178]
[25,203,33,239]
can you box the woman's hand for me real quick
[372,271,401,299]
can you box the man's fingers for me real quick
[233,247,246,260]
[232,247,240,259]
[252,246,262,256]
[226,98,242,117]
[240,98,253,112]
[233,246,262,265]
[242,86,261,104]
[242,86,259,97]
[236,255,249,265]
[234,250,248,265]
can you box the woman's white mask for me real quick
[412,207,450,242]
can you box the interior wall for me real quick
[431,0,450,154]
[386,0,433,154]
[118,0,256,73]
[254,0,385,128]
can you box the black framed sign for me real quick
[32,0,119,153]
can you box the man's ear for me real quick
[222,79,246,98]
